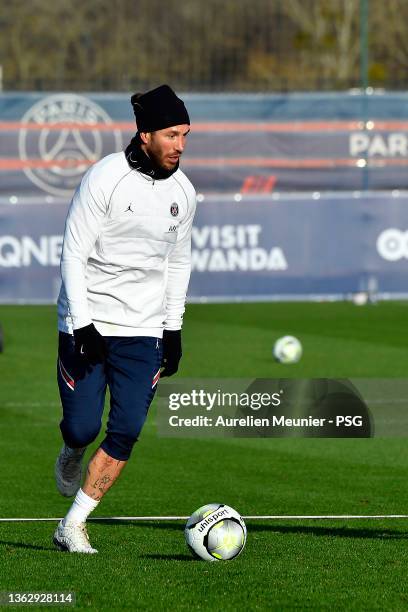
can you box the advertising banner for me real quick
[2,93,408,198]
[1,193,408,303]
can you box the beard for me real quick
[147,147,177,171]
[125,135,179,180]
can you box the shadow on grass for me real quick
[249,524,408,540]
[95,519,408,540]
[94,519,184,528]
[139,553,194,561]
[0,539,55,551]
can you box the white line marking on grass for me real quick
[243,515,408,520]
[0,517,189,522]
[1,514,408,522]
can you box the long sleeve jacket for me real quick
[57,152,196,337]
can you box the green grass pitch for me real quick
[1,302,408,610]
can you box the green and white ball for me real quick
[273,335,302,364]
[185,503,246,561]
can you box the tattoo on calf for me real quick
[91,474,112,499]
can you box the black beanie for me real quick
[131,84,190,133]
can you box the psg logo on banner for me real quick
[18,94,123,197]
[170,203,179,217]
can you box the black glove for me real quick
[161,329,182,377]
[73,323,107,365]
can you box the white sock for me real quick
[63,488,99,525]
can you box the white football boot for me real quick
[55,444,86,497]
[53,520,98,554]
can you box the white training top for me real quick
[57,151,196,338]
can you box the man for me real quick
[53,85,196,553]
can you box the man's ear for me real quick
[139,132,150,145]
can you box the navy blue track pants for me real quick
[57,332,162,461]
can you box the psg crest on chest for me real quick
[170,203,179,217]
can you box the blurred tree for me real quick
[0,0,406,91]
[281,0,360,88]
[370,0,408,88]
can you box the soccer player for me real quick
[53,85,196,553]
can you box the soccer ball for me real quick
[273,335,302,364]
[185,503,246,561]
[352,292,368,306]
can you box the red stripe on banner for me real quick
[182,158,408,168]
[0,121,135,131]
[0,159,94,170]
[58,358,75,391]
[2,157,408,171]
[193,121,364,132]
[182,158,359,168]
[3,119,408,132]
